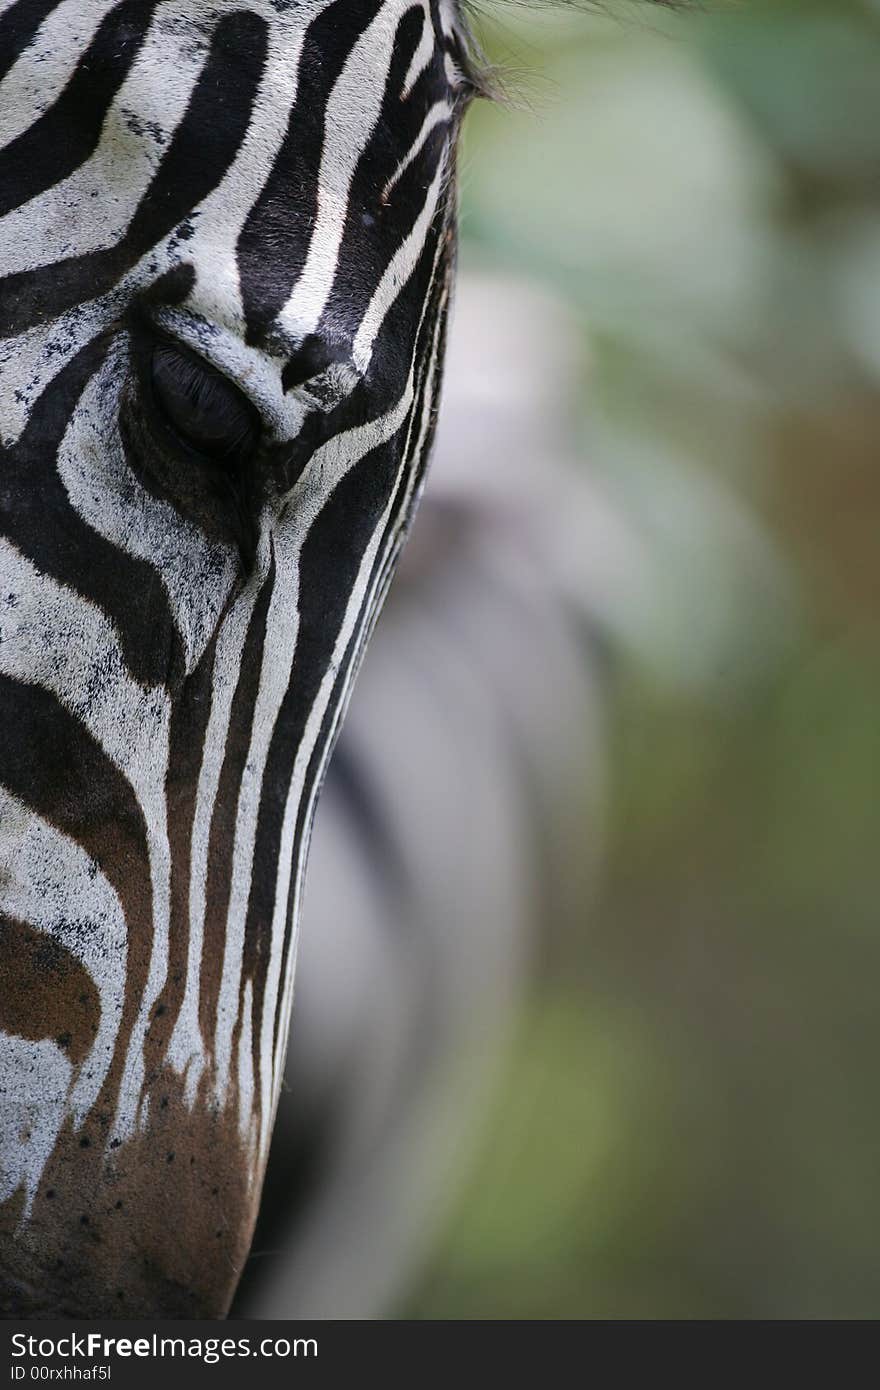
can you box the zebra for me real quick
[0,0,488,1318]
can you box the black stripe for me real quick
[325,738,411,899]
[0,677,149,904]
[245,426,404,1076]
[196,549,276,1051]
[0,0,61,86]
[0,327,186,690]
[0,0,158,219]
[316,6,448,339]
[0,9,268,336]
[268,619,363,1066]
[366,178,450,403]
[156,621,224,1035]
[0,672,154,1121]
[320,123,449,362]
[237,0,383,345]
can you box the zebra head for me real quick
[0,0,476,1317]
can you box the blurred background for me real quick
[398,0,880,1319]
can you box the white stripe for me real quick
[56,343,240,674]
[111,798,172,1144]
[0,298,120,448]
[382,100,452,202]
[237,977,256,1150]
[0,787,127,1131]
[0,1036,71,1220]
[401,5,434,101]
[353,155,448,374]
[0,0,212,276]
[0,0,116,152]
[0,536,168,782]
[165,549,268,1106]
[182,26,307,340]
[277,0,420,345]
[438,0,459,39]
[211,526,302,1104]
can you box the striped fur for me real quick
[0,0,473,1317]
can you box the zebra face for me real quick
[0,0,473,1317]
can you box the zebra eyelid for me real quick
[127,319,262,467]
[141,306,313,442]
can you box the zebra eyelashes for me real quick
[148,341,260,466]
[121,328,262,567]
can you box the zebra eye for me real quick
[149,343,259,462]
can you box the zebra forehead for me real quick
[0,0,465,350]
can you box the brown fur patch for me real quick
[0,915,100,1064]
[0,1065,258,1318]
